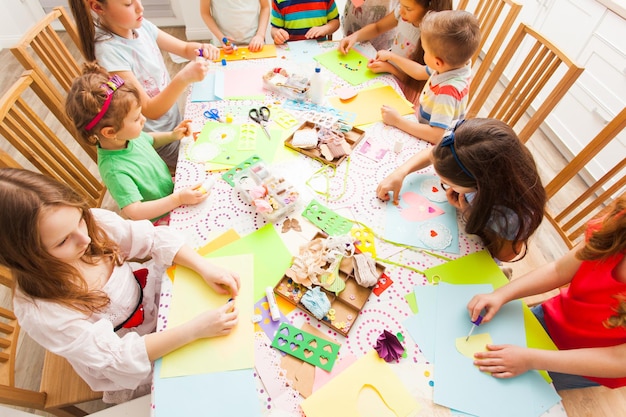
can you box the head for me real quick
[66,62,143,147]
[69,0,145,60]
[399,0,453,27]
[432,119,546,258]
[0,168,121,312]
[420,10,481,69]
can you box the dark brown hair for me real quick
[432,118,546,259]
[0,168,123,313]
[69,0,102,62]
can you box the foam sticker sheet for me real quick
[271,323,340,371]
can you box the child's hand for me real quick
[375,50,393,62]
[191,301,239,339]
[171,119,192,141]
[178,60,209,84]
[222,37,235,54]
[273,28,290,45]
[367,59,394,74]
[381,105,401,127]
[467,292,505,324]
[473,344,532,378]
[338,34,356,54]
[176,184,210,205]
[198,43,220,61]
[305,25,327,40]
[248,35,265,52]
[376,170,405,205]
[445,189,471,211]
[199,263,241,297]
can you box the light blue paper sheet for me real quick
[384,173,459,254]
[153,359,261,417]
[190,71,225,102]
[286,39,323,62]
[433,283,561,417]
[403,285,439,363]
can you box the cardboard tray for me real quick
[274,233,385,336]
[284,121,365,167]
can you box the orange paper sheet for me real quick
[327,85,414,126]
[160,254,254,378]
[218,44,277,61]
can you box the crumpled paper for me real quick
[374,330,405,363]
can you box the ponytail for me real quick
[69,0,98,61]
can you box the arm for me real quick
[338,12,398,54]
[467,244,582,323]
[149,119,191,149]
[374,50,429,80]
[199,0,225,45]
[248,0,270,51]
[121,187,208,221]
[381,105,446,144]
[305,18,341,40]
[376,147,434,204]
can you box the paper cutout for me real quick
[372,273,392,296]
[190,71,225,102]
[160,255,254,378]
[302,199,354,236]
[301,350,420,417]
[398,192,445,222]
[351,226,377,257]
[328,85,414,126]
[223,67,266,99]
[271,323,340,371]
[455,333,492,360]
[419,177,448,202]
[313,351,358,393]
[357,137,388,162]
[374,330,405,362]
[314,48,381,85]
[384,174,459,254]
[218,44,277,61]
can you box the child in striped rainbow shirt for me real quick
[270,0,340,44]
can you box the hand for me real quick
[273,28,289,45]
[474,344,533,378]
[199,262,241,297]
[445,189,471,211]
[191,301,239,339]
[305,25,326,40]
[375,50,393,62]
[467,292,506,324]
[171,119,192,141]
[367,59,394,74]
[198,43,220,61]
[178,60,209,84]
[376,170,406,205]
[222,37,235,54]
[248,35,265,52]
[338,34,356,54]
[175,184,210,206]
[381,104,402,127]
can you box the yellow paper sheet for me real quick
[455,333,492,360]
[160,254,254,378]
[327,85,414,126]
[218,44,277,61]
[301,350,420,417]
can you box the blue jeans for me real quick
[531,304,600,391]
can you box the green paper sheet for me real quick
[161,254,255,378]
[206,224,293,301]
[314,48,381,85]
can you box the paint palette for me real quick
[274,233,385,336]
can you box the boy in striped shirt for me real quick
[271,0,340,44]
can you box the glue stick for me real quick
[266,286,280,321]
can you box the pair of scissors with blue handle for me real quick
[249,106,271,140]
[203,108,223,122]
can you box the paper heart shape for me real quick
[303,349,314,358]
[336,86,358,101]
[430,230,438,237]
[399,192,444,222]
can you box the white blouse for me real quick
[13,209,184,392]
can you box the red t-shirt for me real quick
[543,251,626,388]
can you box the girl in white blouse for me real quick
[0,168,240,403]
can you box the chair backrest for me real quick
[465,23,584,143]
[0,70,105,208]
[457,0,523,99]
[0,150,22,170]
[543,107,626,248]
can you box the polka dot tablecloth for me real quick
[153,43,568,417]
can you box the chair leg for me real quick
[45,405,89,417]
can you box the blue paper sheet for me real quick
[403,285,439,363]
[153,359,261,417]
[384,173,459,254]
[432,283,561,417]
[190,71,225,102]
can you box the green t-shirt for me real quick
[97,132,174,218]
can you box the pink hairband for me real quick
[84,75,125,131]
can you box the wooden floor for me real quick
[1,27,625,417]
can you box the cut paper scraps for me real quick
[301,350,420,417]
[455,333,492,360]
[314,48,381,85]
[328,85,414,126]
[218,44,277,61]
[384,173,459,254]
[190,70,224,102]
[160,254,254,378]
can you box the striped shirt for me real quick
[418,63,472,130]
[271,0,339,41]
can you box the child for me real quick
[342,0,400,51]
[467,194,626,390]
[270,0,340,45]
[200,0,270,52]
[339,0,453,102]
[376,118,546,262]
[69,0,219,169]
[371,10,480,144]
[66,63,208,223]
[0,168,241,403]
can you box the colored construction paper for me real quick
[327,85,414,126]
[287,39,323,62]
[432,283,560,417]
[197,229,241,256]
[207,224,293,301]
[154,360,261,417]
[384,173,459,254]
[218,44,277,61]
[190,70,224,102]
[223,67,266,100]
[160,255,254,377]
[455,333,492,359]
[301,350,420,417]
[402,285,439,363]
[314,48,381,85]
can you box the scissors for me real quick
[203,108,223,123]
[249,106,271,140]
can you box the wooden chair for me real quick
[465,23,584,143]
[0,150,22,170]
[0,70,105,208]
[0,272,103,417]
[457,0,523,100]
[542,107,626,249]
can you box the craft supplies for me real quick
[465,313,484,341]
[266,286,281,322]
[308,66,328,104]
[300,286,331,320]
[196,177,215,194]
[248,106,272,140]
[262,68,309,101]
[270,323,340,371]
